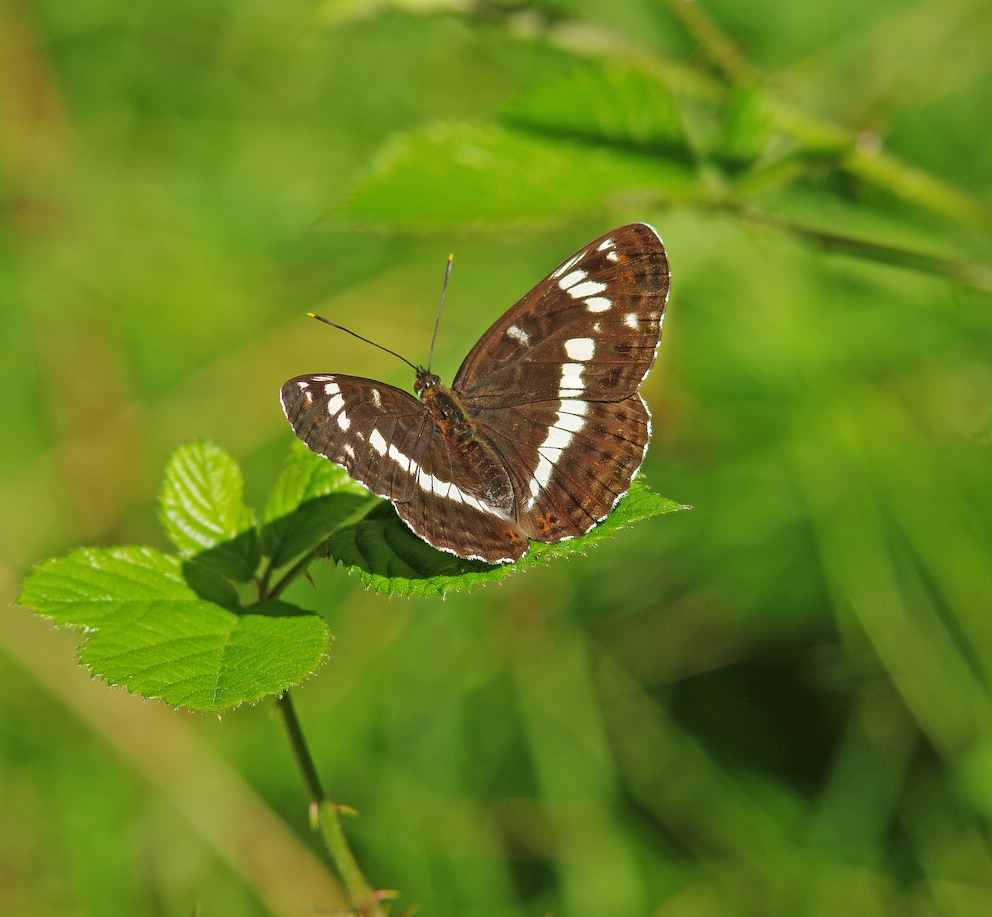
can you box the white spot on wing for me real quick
[558,268,587,291]
[506,324,530,346]
[526,377,590,508]
[413,466,509,517]
[327,394,345,416]
[597,238,615,251]
[324,382,340,396]
[387,443,412,473]
[370,388,382,409]
[559,399,589,417]
[462,490,497,515]
[559,363,584,397]
[624,312,639,329]
[570,279,608,300]
[542,426,572,450]
[532,456,554,492]
[337,411,351,431]
[584,297,611,313]
[555,411,586,433]
[551,253,583,279]
[369,429,387,456]
[564,337,595,362]
[417,467,434,495]
[606,250,619,262]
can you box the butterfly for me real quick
[281,222,670,564]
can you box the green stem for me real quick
[277,690,325,803]
[663,0,757,85]
[267,551,318,601]
[256,556,274,601]
[277,691,390,917]
[735,206,992,293]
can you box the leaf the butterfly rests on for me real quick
[281,223,670,564]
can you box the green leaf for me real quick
[17,546,329,713]
[262,442,378,568]
[264,439,371,521]
[505,63,687,154]
[159,440,260,582]
[341,122,695,230]
[324,479,688,597]
[717,85,776,165]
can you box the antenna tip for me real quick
[448,253,454,262]
[306,312,317,319]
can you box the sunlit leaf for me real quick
[505,63,687,153]
[341,122,694,229]
[262,441,378,567]
[159,440,260,582]
[17,546,329,714]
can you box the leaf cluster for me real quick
[338,25,991,290]
[17,440,682,713]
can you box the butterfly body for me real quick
[281,222,670,564]
[416,370,516,516]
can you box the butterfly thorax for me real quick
[415,367,515,515]
[414,369,468,435]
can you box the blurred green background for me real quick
[3,0,992,914]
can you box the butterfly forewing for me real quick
[280,375,429,503]
[281,222,669,564]
[453,223,668,408]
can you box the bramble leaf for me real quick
[17,545,328,714]
[341,122,694,230]
[17,437,683,709]
[504,63,687,153]
[323,479,687,597]
[262,441,376,568]
[159,441,260,582]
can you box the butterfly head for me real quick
[414,366,442,399]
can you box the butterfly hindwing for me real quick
[474,394,652,541]
[390,432,528,563]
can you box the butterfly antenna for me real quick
[427,253,454,373]
[306,312,419,371]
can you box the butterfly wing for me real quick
[280,373,529,563]
[453,223,669,542]
[475,394,652,541]
[453,223,669,408]
[392,428,528,564]
[281,374,431,502]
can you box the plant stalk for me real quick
[277,691,390,917]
